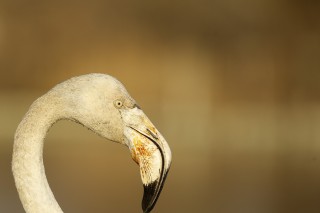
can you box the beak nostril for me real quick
[147,128,158,140]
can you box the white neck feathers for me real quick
[12,95,63,213]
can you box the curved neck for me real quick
[12,96,63,213]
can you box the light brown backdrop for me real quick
[1,1,320,212]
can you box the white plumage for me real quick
[12,74,171,213]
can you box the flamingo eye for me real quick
[114,100,123,108]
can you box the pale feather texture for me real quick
[12,74,132,213]
[12,73,171,213]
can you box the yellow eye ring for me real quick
[114,100,123,108]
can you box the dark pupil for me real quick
[117,102,121,106]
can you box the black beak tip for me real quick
[142,169,170,213]
[142,181,159,213]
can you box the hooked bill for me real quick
[129,128,162,184]
[121,107,171,212]
[124,126,168,213]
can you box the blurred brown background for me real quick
[1,1,320,212]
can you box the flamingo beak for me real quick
[121,107,172,213]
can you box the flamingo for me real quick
[12,73,171,213]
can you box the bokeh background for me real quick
[1,1,320,212]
